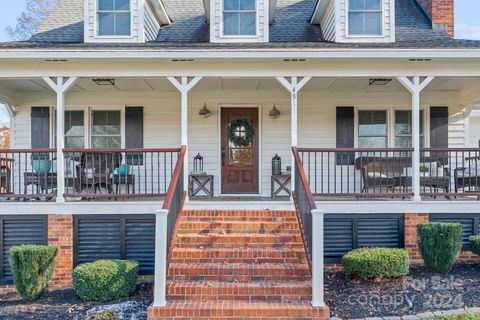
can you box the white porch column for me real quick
[43,77,77,203]
[397,76,434,201]
[276,77,312,193]
[153,209,168,307]
[167,76,202,195]
[311,209,325,307]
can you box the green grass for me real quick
[424,313,480,320]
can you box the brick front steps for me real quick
[148,210,329,319]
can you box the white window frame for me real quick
[346,0,384,38]
[354,106,430,148]
[89,107,125,149]
[96,0,133,38]
[221,0,259,38]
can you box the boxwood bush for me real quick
[341,247,409,280]
[417,222,463,274]
[8,244,58,301]
[73,260,139,302]
[470,235,480,256]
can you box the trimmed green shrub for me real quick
[73,260,139,302]
[342,247,409,280]
[417,222,463,274]
[470,235,480,256]
[8,244,58,301]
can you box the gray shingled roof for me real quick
[16,0,480,49]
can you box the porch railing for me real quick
[0,149,57,200]
[297,148,415,198]
[63,148,181,199]
[420,148,480,198]
[154,145,186,307]
[292,147,324,307]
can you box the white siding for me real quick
[12,89,465,197]
[320,0,336,42]
[210,0,269,43]
[468,114,480,147]
[144,1,161,42]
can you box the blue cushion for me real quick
[33,160,52,174]
[116,164,130,176]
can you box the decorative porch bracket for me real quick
[43,76,78,203]
[397,76,435,201]
[167,76,202,193]
[276,76,312,192]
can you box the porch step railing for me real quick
[154,145,186,307]
[0,149,57,200]
[63,148,181,199]
[292,147,324,307]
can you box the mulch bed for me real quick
[0,263,479,319]
[0,282,152,320]
[325,262,480,318]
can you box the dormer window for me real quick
[348,0,382,36]
[223,0,257,36]
[98,0,131,36]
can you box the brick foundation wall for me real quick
[47,214,74,289]
[416,0,454,37]
[404,213,430,263]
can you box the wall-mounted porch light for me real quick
[368,78,392,86]
[269,104,281,119]
[92,78,116,86]
[199,103,211,118]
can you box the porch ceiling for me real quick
[1,77,480,95]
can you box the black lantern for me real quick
[199,103,211,118]
[269,104,281,119]
[272,154,282,175]
[193,153,204,173]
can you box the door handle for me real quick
[221,147,226,166]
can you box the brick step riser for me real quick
[168,265,310,276]
[176,229,299,235]
[174,243,304,249]
[177,221,299,229]
[181,211,296,217]
[168,275,311,282]
[170,258,306,264]
[180,217,298,222]
[175,235,303,244]
[171,249,306,259]
[167,294,311,302]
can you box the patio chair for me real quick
[76,152,122,194]
[454,156,480,195]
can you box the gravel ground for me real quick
[325,263,480,319]
[0,282,152,320]
[0,263,479,319]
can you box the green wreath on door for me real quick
[227,118,255,147]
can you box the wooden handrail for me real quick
[0,148,56,153]
[297,147,414,152]
[63,148,181,153]
[292,147,317,210]
[162,145,187,210]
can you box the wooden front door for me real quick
[221,108,259,194]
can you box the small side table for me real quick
[113,174,136,194]
[189,174,214,198]
[271,174,291,198]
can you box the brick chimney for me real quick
[416,0,454,38]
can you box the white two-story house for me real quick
[0,0,480,318]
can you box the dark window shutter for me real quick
[336,107,355,165]
[74,215,155,275]
[430,213,480,250]
[0,216,48,283]
[31,107,50,160]
[430,107,449,165]
[324,214,404,263]
[125,107,144,165]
